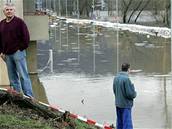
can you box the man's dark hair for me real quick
[121,63,130,72]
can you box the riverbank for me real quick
[49,15,170,39]
[0,88,108,129]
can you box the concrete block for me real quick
[24,15,49,41]
[0,57,10,86]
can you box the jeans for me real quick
[5,50,33,97]
[116,107,133,129]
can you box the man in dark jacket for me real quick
[0,3,33,97]
[113,63,136,129]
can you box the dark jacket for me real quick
[113,72,136,108]
[0,16,30,55]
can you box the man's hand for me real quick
[0,53,5,60]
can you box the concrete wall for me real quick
[23,0,35,14]
[0,57,10,86]
[24,15,49,41]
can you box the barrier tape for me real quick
[0,87,113,129]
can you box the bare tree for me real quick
[134,0,150,22]
[121,0,133,23]
[163,0,170,26]
[127,0,143,23]
[78,0,92,17]
[70,0,92,17]
[104,0,116,16]
[121,0,153,23]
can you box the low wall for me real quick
[0,57,10,86]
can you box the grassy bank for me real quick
[0,113,99,129]
[0,89,101,129]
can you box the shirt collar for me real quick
[118,71,129,76]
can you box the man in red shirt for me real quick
[0,3,33,97]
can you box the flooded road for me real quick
[40,73,172,128]
[37,21,172,128]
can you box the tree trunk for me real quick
[134,0,150,23]
[164,0,170,26]
[122,0,133,23]
[127,0,143,23]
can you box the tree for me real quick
[163,0,170,26]
[121,0,152,23]
[127,0,143,23]
[68,0,92,18]
[79,0,92,17]
[134,0,150,22]
[121,0,133,23]
[104,0,116,16]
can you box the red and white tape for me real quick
[0,87,113,129]
[48,104,113,129]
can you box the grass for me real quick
[75,119,99,129]
[0,89,101,129]
[0,114,53,129]
[0,114,99,129]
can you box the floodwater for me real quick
[37,21,172,129]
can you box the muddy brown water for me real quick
[37,22,172,129]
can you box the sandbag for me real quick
[0,57,10,86]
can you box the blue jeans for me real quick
[116,107,133,129]
[5,50,33,97]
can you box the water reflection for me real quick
[133,74,172,128]
[39,22,170,74]
[39,73,172,128]
[38,21,171,128]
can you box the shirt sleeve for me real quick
[124,78,137,99]
[18,19,30,51]
[0,32,2,53]
[113,78,116,95]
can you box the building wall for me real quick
[23,0,35,14]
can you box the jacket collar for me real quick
[118,71,129,76]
